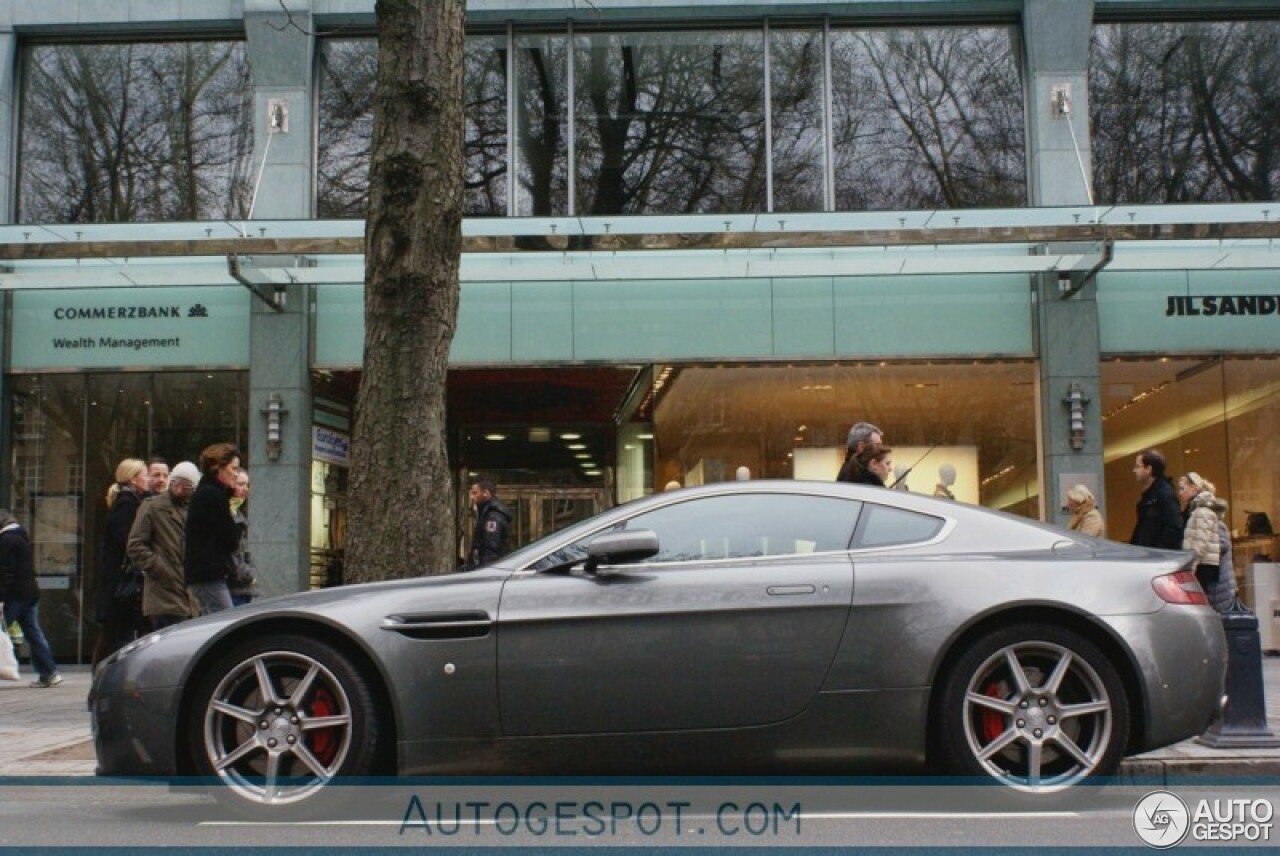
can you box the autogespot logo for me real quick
[1134,790,1190,848]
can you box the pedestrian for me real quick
[128,461,200,630]
[228,469,258,606]
[1066,483,1106,537]
[93,458,152,665]
[1177,472,1223,594]
[146,457,170,496]
[466,478,511,569]
[1209,498,1238,613]
[0,510,62,687]
[185,443,242,616]
[847,443,894,487]
[1129,449,1183,550]
[836,421,884,483]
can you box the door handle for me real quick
[766,585,816,596]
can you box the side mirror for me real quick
[585,529,659,575]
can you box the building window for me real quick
[572,29,767,215]
[514,32,570,216]
[1090,19,1280,204]
[18,41,253,223]
[1102,357,1280,592]
[317,35,510,218]
[828,26,1027,210]
[6,371,249,662]
[648,362,1039,516]
[769,26,826,213]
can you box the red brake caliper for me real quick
[307,687,339,765]
[981,683,1006,743]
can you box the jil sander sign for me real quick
[12,288,249,370]
[1165,295,1280,316]
[1099,270,1280,353]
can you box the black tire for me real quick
[187,633,383,817]
[935,623,1129,793]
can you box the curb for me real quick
[1120,757,1280,783]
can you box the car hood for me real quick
[97,568,512,686]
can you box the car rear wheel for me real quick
[936,623,1129,792]
[188,634,382,814]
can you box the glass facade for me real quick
[310,22,1027,217]
[5,372,248,661]
[829,26,1026,209]
[18,41,254,223]
[1090,19,1280,204]
[649,362,1041,516]
[1101,357,1280,605]
[317,36,510,218]
[573,29,767,215]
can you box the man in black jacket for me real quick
[0,510,62,687]
[466,479,511,570]
[1130,449,1184,550]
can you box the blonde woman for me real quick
[94,458,151,665]
[1066,484,1105,537]
[1177,472,1222,593]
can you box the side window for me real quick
[853,503,945,548]
[530,493,861,571]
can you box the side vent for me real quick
[380,611,492,640]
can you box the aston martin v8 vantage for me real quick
[91,480,1227,811]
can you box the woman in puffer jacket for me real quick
[1208,496,1238,613]
[1177,472,1222,594]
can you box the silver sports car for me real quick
[91,480,1226,813]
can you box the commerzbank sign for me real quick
[53,304,187,320]
[12,288,249,370]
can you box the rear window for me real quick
[853,503,945,548]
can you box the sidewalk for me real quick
[1,660,1279,779]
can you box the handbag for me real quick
[0,624,18,681]
[114,559,144,602]
[227,553,256,588]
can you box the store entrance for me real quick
[465,485,610,556]
[315,366,647,571]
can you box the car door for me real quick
[496,491,860,736]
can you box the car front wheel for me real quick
[188,633,382,813]
[936,623,1129,792]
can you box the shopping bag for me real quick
[0,623,18,681]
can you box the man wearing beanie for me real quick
[128,461,200,630]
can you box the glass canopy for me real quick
[0,203,1276,293]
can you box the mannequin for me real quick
[892,465,911,491]
[934,463,957,500]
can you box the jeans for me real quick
[188,581,233,616]
[3,598,58,680]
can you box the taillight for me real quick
[1152,570,1209,605]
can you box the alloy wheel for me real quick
[959,639,1114,791]
[201,650,354,805]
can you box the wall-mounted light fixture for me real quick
[1064,383,1089,451]
[263,392,287,461]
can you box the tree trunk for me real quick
[346,0,466,582]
